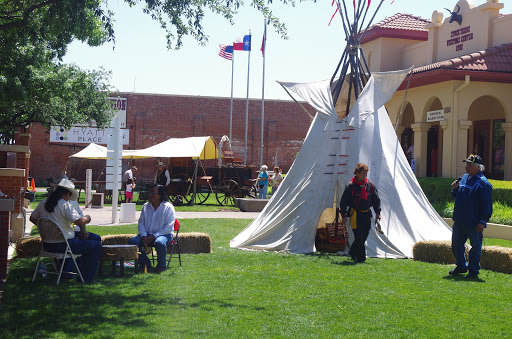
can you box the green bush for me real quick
[418,177,512,225]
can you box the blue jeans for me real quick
[258,184,268,199]
[129,234,173,268]
[43,232,102,283]
[452,222,483,275]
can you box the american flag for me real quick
[219,44,233,60]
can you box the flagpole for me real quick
[243,31,251,165]
[229,51,235,142]
[260,20,266,168]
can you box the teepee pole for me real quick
[359,0,385,42]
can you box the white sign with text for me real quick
[427,110,444,122]
[49,126,129,145]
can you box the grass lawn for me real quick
[2,219,512,338]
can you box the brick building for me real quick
[28,93,314,183]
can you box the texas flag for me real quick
[233,35,251,51]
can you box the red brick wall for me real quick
[0,174,24,214]
[28,94,315,183]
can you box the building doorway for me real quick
[468,96,506,180]
[492,120,505,180]
[426,126,439,177]
[472,120,491,178]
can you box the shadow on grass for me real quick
[0,258,177,337]
[442,274,486,283]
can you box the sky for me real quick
[62,0,508,101]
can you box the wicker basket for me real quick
[315,221,348,253]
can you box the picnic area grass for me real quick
[3,219,512,338]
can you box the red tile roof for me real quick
[368,13,430,31]
[360,13,430,44]
[413,43,512,74]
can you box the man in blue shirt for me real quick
[449,154,493,279]
[129,184,175,273]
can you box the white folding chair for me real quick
[32,217,84,284]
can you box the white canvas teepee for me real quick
[230,69,452,258]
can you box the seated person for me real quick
[30,179,102,283]
[129,184,175,273]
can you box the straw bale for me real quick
[101,234,137,245]
[413,240,469,264]
[481,246,512,274]
[174,232,211,254]
[15,237,42,258]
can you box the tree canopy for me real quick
[0,0,297,137]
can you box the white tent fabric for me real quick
[69,143,137,159]
[70,143,109,159]
[128,136,217,160]
[230,69,452,258]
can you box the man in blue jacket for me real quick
[449,154,493,279]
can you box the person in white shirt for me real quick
[125,181,135,203]
[123,166,137,189]
[29,179,101,283]
[129,184,175,273]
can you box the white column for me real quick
[456,120,472,177]
[440,120,450,178]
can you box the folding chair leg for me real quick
[166,242,182,267]
[32,255,42,282]
[57,256,67,285]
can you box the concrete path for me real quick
[24,206,260,227]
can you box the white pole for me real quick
[260,20,267,168]
[243,31,252,165]
[85,169,92,208]
[229,51,235,142]
[112,116,120,224]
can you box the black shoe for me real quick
[449,267,468,275]
[155,266,167,273]
[464,273,479,280]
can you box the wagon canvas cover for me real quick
[128,136,218,160]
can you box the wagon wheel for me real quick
[215,179,240,206]
[248,181,258,199]
[168,173,193,204]
[193,181,212,205]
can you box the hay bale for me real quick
[15,236,42,258]
[14,232,211,257]
[175,232,211,254]
[413,240,469,264]
[481,246,512,274]
[101,234,136,245]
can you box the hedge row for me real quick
[417,177,512,206]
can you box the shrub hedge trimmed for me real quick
[417,177,512,225]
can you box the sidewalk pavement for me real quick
[25,206,260,227]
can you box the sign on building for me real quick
[427,110,445,122]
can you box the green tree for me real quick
[0,0,294,136]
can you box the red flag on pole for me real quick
[260,23,267,56]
